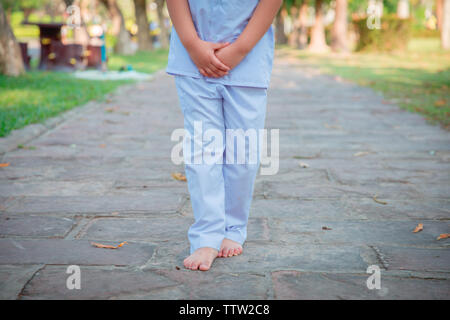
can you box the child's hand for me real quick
[187,39,231,78]
[214,44,247,71]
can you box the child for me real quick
[166,0,282,271]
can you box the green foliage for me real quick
[353,15,413,52]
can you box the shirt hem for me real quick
[166,68,270,89]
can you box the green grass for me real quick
[0,72,129,137]
[2,14,169,138]
[284,38,450,128]
[108,49,169,74]
[0,47,169,137]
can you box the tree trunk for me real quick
[288,5,299,47]
[73,0,90,47]
[288,1,308,49]
[275,5,287,45]
[133,0,152,51]
[331,0,348,52]
[308,0,328,53]
[437,0,443,30]
[297,1,308,49]
[155,0,169,49]
[100,0,135,55]
[0,2,25,76]
[442,0,450,49]
[397,0,410,19]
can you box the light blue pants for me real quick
[174,76,267,254]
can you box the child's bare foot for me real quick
[183,247,218,271]
[218,238,243,258]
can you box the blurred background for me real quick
[0,0,449,138]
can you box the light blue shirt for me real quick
[166,0,274,88]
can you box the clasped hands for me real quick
[185,38,248,78]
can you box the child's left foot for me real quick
[218,238,243,258]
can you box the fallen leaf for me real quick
[99,144,106,148]
[175,266,181,270]
[172,172,187,181]
[372,194,387,205]
[434,99,446,107]
[412,223,423,233]
[324,123,342,130]
[322,226,332,230]
[354,151,370,157]
[105,106,118,113]
[436,233,449,240]
[0,163,10,168]
[91,241,128,249]
[298,162,309,168]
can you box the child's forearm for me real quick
[233,0,283,55]
[166,0,199,51]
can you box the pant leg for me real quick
[221,85,268,245]
[174,76,226,254]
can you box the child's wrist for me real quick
[183,36,201,52]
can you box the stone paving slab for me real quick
[19,265,269,300]
[78,217,269,243]
[375,246,450,273]
[0,215,76,238]
[0,265,43,300]
[3,194,186,215]
[0,239,154,266]
[268,220,450,248]
[146,241,373,273]
[0,52,449,299]
[271,271,449,299]
[20,265,178,300]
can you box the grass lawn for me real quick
[108,49,169,74]
[283,38,450,128]
[0,11,169,137]
[0,72,128,137]
[0,49,169,137]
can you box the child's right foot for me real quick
[183,247,218,271]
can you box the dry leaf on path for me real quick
[434,99,446,107]
[172,172,187,181]
[354,151,370,157]
[0,163,10,168]
[436,233,449,240]
[322,226,332,230]
[372,194,387,205]
[91,241,128,249]
[412,223,423,233]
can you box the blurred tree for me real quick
[442,0,450,49]
[274,1,288,45]
[331,0,348,52]
[19,0,47,21]
[397,0,410,18]
[437,0,443,30]
[308,0,329,52]
[133,0,152,51]
[0,0,17,22]
[287,0,308,49]
[0,1,25,76]
[100,0,134,54]
[155,0,169,48]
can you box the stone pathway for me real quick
[0,52,449,299]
